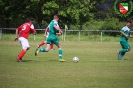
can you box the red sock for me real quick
[39,41,45,47]
[51,43,54,49]
[17,50,26,60]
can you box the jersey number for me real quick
[22,25,27,30]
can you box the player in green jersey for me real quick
[35,14,65,62]
[118,21,133,60]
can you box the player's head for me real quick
[53,14,59,21]
[126,21,132,27]
[26,17,32,23]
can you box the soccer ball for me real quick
[73,57,79,62]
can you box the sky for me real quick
[96,0,133,11]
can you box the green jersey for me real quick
[46,20,60,45]
[120,26,130,41]
[49,20,59,36]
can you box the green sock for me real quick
[40,48,46,52]
[58,49,62,60]
[121,52,125,57]
[118,50,126,60]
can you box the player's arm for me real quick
[54,25,63,34]
[56,31,62,36]
[30,24,36,35]
[130,34,133,38]
[120,31,129,38]
[56,32,61,36]
[31,29,36,35]
[44,27,49,37]
[14,28,19,41]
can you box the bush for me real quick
[100,18,125,31]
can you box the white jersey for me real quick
[121,26,130,32]
[46,25,50,38]
[46,32,49,38]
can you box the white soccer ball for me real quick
[73,57,79,62]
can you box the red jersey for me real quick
[46,26,49,33]
[17,22,36,39]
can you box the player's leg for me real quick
[118,41,130,60]
[35,41,46,55]
[120,48,130,60]
[54,38,65,62]
[35,44,51,56]
[17,37,30,62]
[50,43,54,50]
[35,37,51,56]
[118,41,124,60]
[38,41,46,48]
[40,44,51,52]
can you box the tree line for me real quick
[0,0,133,30]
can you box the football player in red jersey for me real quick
[15,18,36,62]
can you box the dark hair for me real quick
[127,21,132,24]
[53,14,59,19]
[26,17,32,22]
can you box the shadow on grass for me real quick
[21,60,33,62]
[48,60,58,62]
[18,59,59,62]
[123,58,130,60]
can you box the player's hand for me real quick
[56,33,61,36]
[125,35,129,38]
[59,30,63,34]
[14,37,18,41]
[130,35,133,38]
[44,34,46,38]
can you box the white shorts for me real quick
[46,32,49,39]
[19,37,30,50]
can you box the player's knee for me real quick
[57,44,61,48]
[46,50,49,52]
[23,46,30,50]
[59,48,62,50]
[27,47,30,50]
[127,48,130,52]
[46,48,50,52]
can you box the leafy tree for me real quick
[0,0,96,28]
[41,0,96,27]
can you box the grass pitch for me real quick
[0,36,133,88]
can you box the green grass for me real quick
[0,34,133,88]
